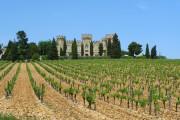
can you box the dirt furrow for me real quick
[0,63,17,98]
[0,63,12,77]
[0,63,57,120]
[31,63,110,120]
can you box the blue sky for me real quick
[0,0,179,59]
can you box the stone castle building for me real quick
[56,34,114,56]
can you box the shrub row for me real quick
[5,63,21,98]
[39,62,97,109]
[26,63,45,102]
[32,63,62,93]
[0,63,15,81]
[0,62,9,71]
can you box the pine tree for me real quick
[48,38,58,60]
[90,41,93,56]
[107,39,112,56]
[81,43,84,56]
[63,38,67,56]
[72,38,78,59]
[145,44,150,58]
[111,33,121,58]
[99,43,103,56]
[151,45,157,59]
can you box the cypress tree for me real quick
[60,48,64,56]
[0,44,2,55]
[151,45,157,59]
[107,39,112,56]
[99,43,103,56]
[145,43,150,58]
[111,33,121,58]
[72,38,78,59]
[90,41,93,56]
[81,43,84,56]
[63,38,67,56]
[48,38,58,60]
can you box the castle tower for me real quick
[56,35,65,56]
[82,34,92,56]
[101,34,114,56]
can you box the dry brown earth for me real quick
[0,63,57,120]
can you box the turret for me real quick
[56,35,65,56]
[82,34,92,56]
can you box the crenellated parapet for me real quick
[82,34,92,41]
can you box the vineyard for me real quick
[0,59,179,120]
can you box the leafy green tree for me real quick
[128,42,142,58]
[145,43,150,58]
[90,41,93,56]
[107,39,112,56]
[81,43,84,56]
[16,31,28,60]
[111,33,121,58]
[32,53,40,61]
[38,40,51,56]
[48,38,58,60]
[71,38,78,59]
[27,42,39,59]
[99,43,103,56]
[2,41,18,61]
[151,45,157,59]
[2,41,12,60]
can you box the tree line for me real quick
[0,31,159,61]
[1,31,58,61]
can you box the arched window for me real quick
[85,44,88,49]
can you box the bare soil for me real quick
[0,63,57,120]
[0,63,17,98]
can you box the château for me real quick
[56,34,114,56]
